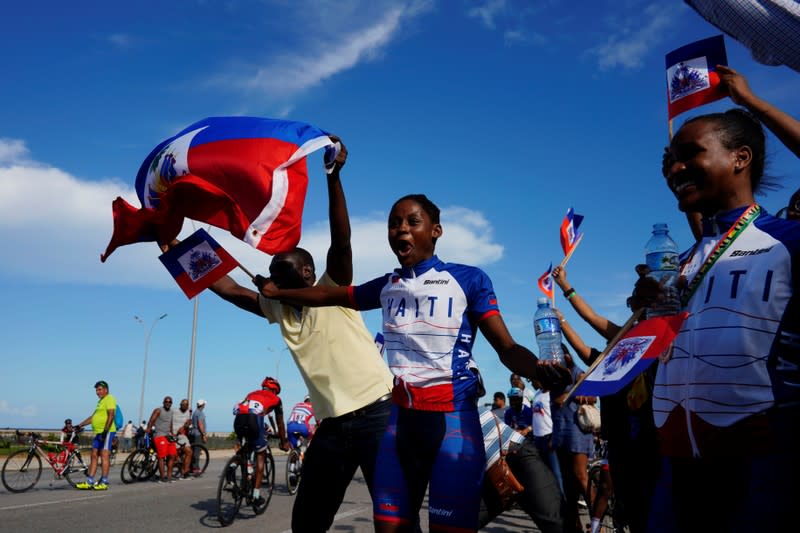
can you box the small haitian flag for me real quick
[666,35,728,119]
[572,312,688,397]
[537,263,554,301]
[560,207,584,259]
[159,228,238,299]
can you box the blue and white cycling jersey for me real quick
[654,206,800,457]
[349,256,500,412]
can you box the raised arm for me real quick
[257,278,352,308]
[551,265,620,341]
[324,135,353,286]
[209,275,263,316]
[718,65,800,158]
[555,307,596,367]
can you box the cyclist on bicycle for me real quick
[286,395,316,450]
[172,398,194,480]
[233,376,290,504]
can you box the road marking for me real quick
[0,494,109,511]
[275,505,370,533]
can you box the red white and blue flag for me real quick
[666,35,728,119]
[159,228,238,299]
[537,263,554,301]
[572,312,689,397]
[560,207,584,259]
[101,116,335,262]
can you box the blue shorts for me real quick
[373,405,485,530]
[287,421,309,449]
[92,432,116,451]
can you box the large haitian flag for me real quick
[101,117,334,262]
[572,312,688,397]
[159,228,238,299]
[666,35,728,119]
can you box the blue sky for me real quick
[1,1,798,431]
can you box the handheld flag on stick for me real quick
[159,228,240,299]
[101,116,335,262]
[569,311,689,400]
[538,263,554,301]
[666,35,728,120]
[559,207,584,266]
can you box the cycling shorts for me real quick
[91,431,116,452]
[373,405,485,530]
[286,421,309,449]
[234,413,267,452]
[154,435,177,458]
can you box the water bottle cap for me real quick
[652,223,669,232]
[536,297,549,306]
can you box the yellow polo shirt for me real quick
[258,272,393,419]
[91,394,117,433]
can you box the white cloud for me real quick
[108,33,132,48]
[588,3,684,70]
[0,400,38,417]
[223,1,432,97]
[0,138,505,288]
[0,138,30,164]
[467,0,507,30]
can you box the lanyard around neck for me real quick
[679,204,761,307]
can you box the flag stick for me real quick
[668,118,673,140]
[237,263,256,281]
[559,234,583,268]
[562,308,644,403]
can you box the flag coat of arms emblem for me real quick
[573,312,688,397]
[101,116,334,262]
[665,35,728,119]
[538,263,554,301]
[159,228,238,299]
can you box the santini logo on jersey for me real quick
[730,246,773,257]
[423,279,449,285]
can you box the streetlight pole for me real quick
[134,313,167,425]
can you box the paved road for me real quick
[0,452,551,532]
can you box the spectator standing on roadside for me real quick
[146,396,177,483]
[176,136,396,532]
[75,380,117,490]
[120,420,135,452]
[491,391,506,419]
[504,387,533,439]
[190,399,207,475]
[172,399,193,479]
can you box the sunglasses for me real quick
[164,400,173,404]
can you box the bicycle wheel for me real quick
[254,451,275,514]
[120,451,141,484]
[192,444,210,475]
[217,455,244,526]
[63,451,89,488]
[285,448,301,496]
[2,450,42,493]
[140,451,158,481]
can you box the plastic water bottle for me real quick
[644,223,681,318]
[534,297,564,363]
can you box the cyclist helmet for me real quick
[64,418,72,425]
[261,376,281,395]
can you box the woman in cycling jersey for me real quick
[260,193,570,532]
